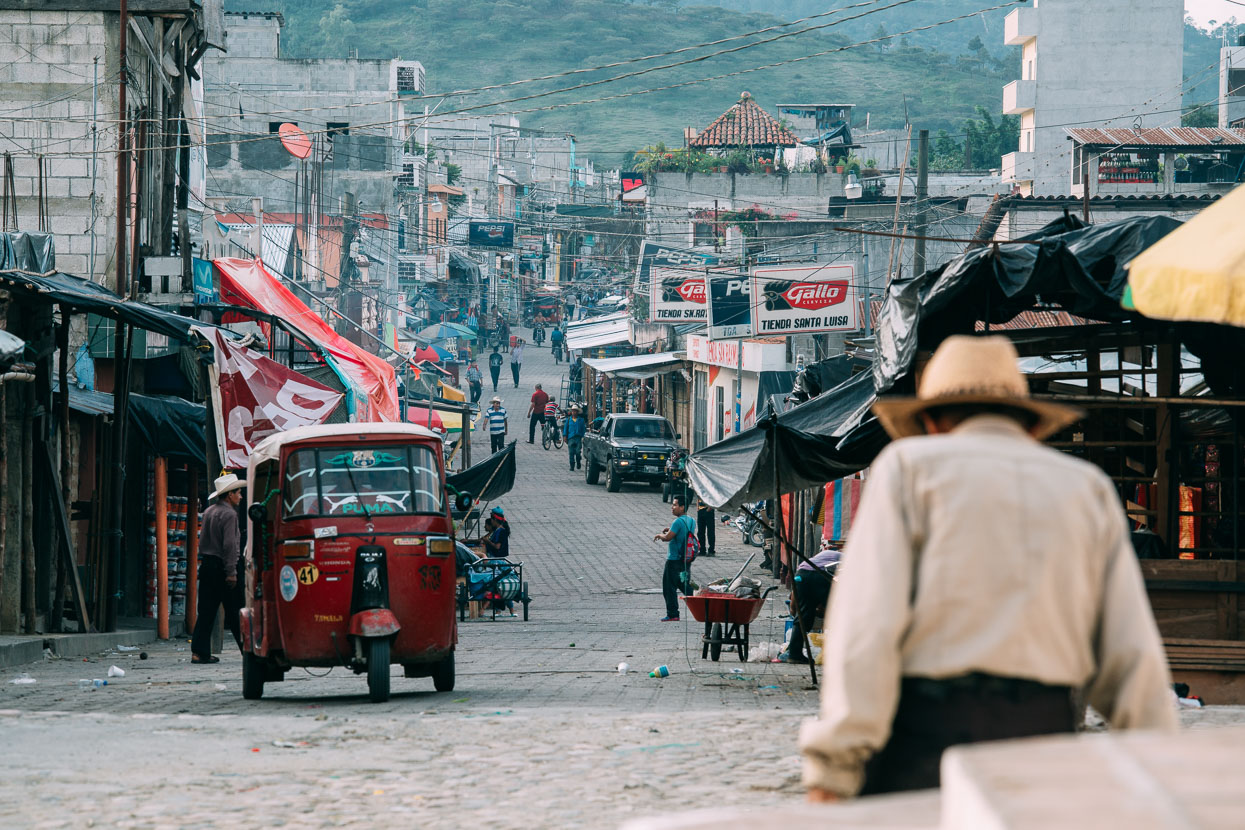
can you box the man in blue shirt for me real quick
[563,403,587,472]
[653,495,696,621]
[485,396,508,454]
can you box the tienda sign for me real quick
[750,264,857,335]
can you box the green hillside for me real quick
[233,0,1016,162]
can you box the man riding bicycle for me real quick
[543,395,561,446]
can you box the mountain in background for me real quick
[226,0,1233,166]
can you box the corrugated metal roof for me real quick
[582,351,685,379]
[1065,127,1245,148]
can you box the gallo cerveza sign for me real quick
[749,264,857,335]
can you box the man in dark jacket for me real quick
[191,474,245,664]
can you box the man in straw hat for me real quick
[801,335,1176,799]
[190,473,246,664]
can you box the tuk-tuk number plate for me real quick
[280,566,299,601]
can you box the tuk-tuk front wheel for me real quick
[242,651,265,700]
[432,650,455,692]
[366,638,391,703]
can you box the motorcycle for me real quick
[729,502,766,547]
[662,446,690,503]
[532,324,546,346]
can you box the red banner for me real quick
[200,328,344,469]
[213,257,399,421]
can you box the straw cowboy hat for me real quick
[210,473,246,501]
[872,335,1083,440]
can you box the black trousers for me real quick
[528,411,545,442]
[511,362,521,386]
[662,558,686,618]
[696,507,715,555]
[191,556,242,659]
[789,569,832,660]
[489,366,501,391]
[859,676,1076,795]
[469,381,482,404]
[490,432,506,453]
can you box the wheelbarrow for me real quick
[682,586,777,662]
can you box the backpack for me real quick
[684,525,700,564]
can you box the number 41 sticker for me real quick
[296,564,320,585]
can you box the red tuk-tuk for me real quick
[239,423,472,702]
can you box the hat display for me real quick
[210,473,245,500]
[871,335,1084,440]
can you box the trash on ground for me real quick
[730,668,745,674]
[107,665,125,678]
[649,665,670,678]
[214,683,227,691]
[9,673,36,685]
[747,642,786,662]
[617,662,629,675]
[272,740,311,748]
[139,652,148,660]
[116,645,140,652]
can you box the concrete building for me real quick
[0,1,220,286]
[1001,0,1184,196]
[1221,35,1245,128]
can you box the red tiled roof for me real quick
[1065,127,1245,148]
[688,92,799,149]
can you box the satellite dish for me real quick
[1174,156,1189,171]
[278,123,312,160]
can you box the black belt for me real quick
[903,673,1072,703]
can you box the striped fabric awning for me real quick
[821,477,864,542]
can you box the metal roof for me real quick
[1065,127,1245,149]
[582,351,686,379]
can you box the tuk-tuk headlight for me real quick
[428,536,454,556]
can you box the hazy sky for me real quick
[1185,0,1244,26]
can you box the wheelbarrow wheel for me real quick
[521,582,531,621]
[367,638,391,703]
[242,651,265,700]
[710,623,723,662]
[432,650,455,692]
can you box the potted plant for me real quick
[833,156,845,173]
[862,158,880,180]
[725,147,752,175]
[846,154,862,177]
[760,157,775,174]
[811,156,828,174]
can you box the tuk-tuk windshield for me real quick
[283,445,443,519]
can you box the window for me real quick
[326,122,349,137]
[692,370,708,451]
[713,385,725,443]
[397,65,418,93]
[268,121,293,134]
[613,419,673,440]
[283,445,443,518]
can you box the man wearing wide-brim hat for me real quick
[800,335,1176,800]
[190,473,246,664]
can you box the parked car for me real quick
[582,413,682,492]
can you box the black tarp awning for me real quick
[52,381,206,463]
[686,371,884,509]
[447,440,516,504]
[448,250,482,281]
[873,214,1183,393]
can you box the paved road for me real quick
[0,327,818,828]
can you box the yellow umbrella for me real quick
[1127,183,1245,325]
[438,381,466,402]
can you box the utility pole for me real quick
[105,0,130,632]
[1081,148,1092,223]
[913,128,929,276]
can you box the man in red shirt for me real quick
[527,383,549,443]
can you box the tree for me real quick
[1182,105,1217,127]
[872,24,889,52]
[319,4,357,58]
[963,106,1019,169]
[967,35,985,53]
[930,129,964,170]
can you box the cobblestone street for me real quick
[0,332,819,828]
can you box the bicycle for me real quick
[541,409,564,450]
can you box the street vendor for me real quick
[800,335,1177,800]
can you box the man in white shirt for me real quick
[800,335,1176,800]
